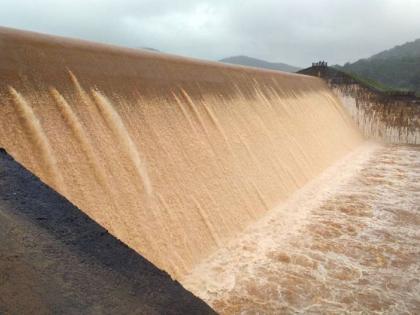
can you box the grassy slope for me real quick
[337,39,420,96]
[337,68,413,94]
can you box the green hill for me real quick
[336,39,420,95]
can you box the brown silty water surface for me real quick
[183,144,420,314]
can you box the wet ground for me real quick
[183,144,420,314]
[0,149,215,315]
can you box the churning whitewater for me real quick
[183,144,420,313]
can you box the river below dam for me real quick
[183,143,420,314]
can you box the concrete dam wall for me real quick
[0,27,363,279]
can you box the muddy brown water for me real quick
[1,28,419,314]
[183,144,420,314]
[0,27,362,278]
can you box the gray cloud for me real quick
[1,0,419,67]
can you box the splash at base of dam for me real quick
[0,27,419,313]
[183,143,420,313]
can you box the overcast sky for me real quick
[1,0,419,67]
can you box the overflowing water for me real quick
[333,86,420,144]
[0,28,364,278]
[3,77,363,277]
[50,88,109,193]
[0,28,419,313]
[8,87,66,192]
[91,90,152,196]
[183,144,420,314]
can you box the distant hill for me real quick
[337,39,420,94]
[142,47,160,52]
[135,47,161,52]
[220,56,301,73]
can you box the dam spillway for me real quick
[0,27,419,313]
[0,27,362,277]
